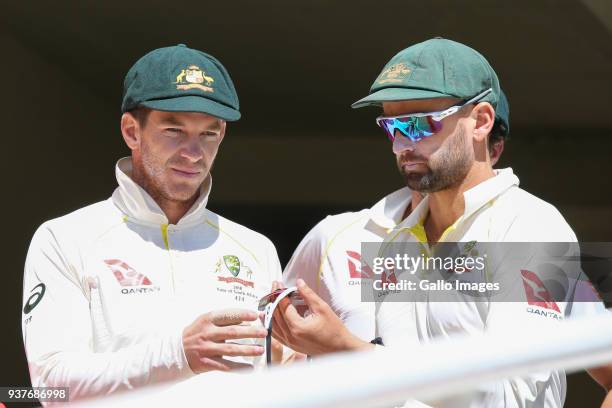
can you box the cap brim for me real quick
[140,95,241,121]
[351,88,454,109]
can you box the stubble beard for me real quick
[399,127,474,193]
[138,143,202,205]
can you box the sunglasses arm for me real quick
[376,88,493,124]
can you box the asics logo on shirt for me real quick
[23,283,46,315]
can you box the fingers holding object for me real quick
[210,308,258,327]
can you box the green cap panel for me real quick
[496,89,510,137]
[352,38,508,136]
[122,44,240,121]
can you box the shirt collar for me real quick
[399,167,520,231]
[111,157,212,226]
[369,187,412,229]
[463,167,519,219]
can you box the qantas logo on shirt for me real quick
[104,259,160,294]
[347,251,396,286]
[105,259,152,286]
[521,269,561,313]
[347,251,374,279]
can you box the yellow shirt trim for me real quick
[204,219,261,266]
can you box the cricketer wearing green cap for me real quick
[280,45,508,357]
[271,38,612,407]
[21,44,284,402]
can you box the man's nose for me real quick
[181,136,204,162]
[392,134,417,154]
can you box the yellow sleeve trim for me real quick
[316,215,370,291]
[205,219,261,266]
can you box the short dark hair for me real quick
[129,107,152,128]
[489,118,508,145]
[486,118,508,159]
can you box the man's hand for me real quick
[271,337,284,364]
[271,279,373,356]
[182,308,267,373]
[269,337,308,364]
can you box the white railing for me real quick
[77,312,612,407]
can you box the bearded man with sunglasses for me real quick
[282,99,506,347]
[272,38,612,407]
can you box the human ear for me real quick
[217,120,227,145]
[120,112,141,151]
[472,102,495,143]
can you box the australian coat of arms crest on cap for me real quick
[174,65,215,93]
[377,63,412,85]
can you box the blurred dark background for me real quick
[1,0,611,406]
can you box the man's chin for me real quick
[402,171,436,193]
[405,179,426,193]
[401,169,424,181]
[162,184,202,203]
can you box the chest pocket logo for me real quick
[215,255,254,287]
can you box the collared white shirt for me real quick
[22,157,282,402]
[376,168,606,408]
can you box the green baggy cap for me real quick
[352,38,509,137]
[122,44,240,121]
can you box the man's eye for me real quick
[202,131,220,138]
[164,128,181,136]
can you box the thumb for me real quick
[296,278,326,312]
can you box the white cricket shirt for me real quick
[22,158,281,402]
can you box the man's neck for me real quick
[424,165,495,245]
[156,196,198,225]
[402,191,424,221]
